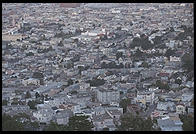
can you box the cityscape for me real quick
[2,3,194,131]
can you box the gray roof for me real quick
[157,118,183,131]
[92,112,112,122]
[34,82,64,93]
[56,109,73,118]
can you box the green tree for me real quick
[119,99,131,113]
[103,127,109,131]
[117,113,154,131]
[32,72,44,79]
[135,48,143,57]
[11,98,19,105]
[175,78,182,85]
[2,113,24,131]
[13,113,30,120]
[67,115,94,131]
[165,49,175,59]
[30,121,40,130]
[44,121,61,131]
[35,92,40,98]
[26,52,34,56]
[88,78,105,87]
[139,61,149,68]
[101,62,107,68]
[180,114,194,131]
[116,51,123,60]
[2,100,8,106]
[68,79,73,86]
[25,91,31,99]
[156,80,170,90]
[181,53,194,72]
[117,113,135,131]
[27,100,37,110]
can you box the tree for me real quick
[78,66,85,75]
[40,94,44,102]
[130,37,141,49]
[181,53,194,72]
[117,113,154,131]
[156,80,170,90]
[32,72,44,79]
[2,100,8,106]
[119,99,131,113]
[2,113,24,131]
[152,36,162,45]
[30,121,40,130]
[35,92,40,98]
[117,113,135,131]
[103,127,109,131]
[26,52,34,56]
[101,62,107,68]
[68,79,73,86]
[142,117,154,131]
[135,48,143,57]
[25,91,31,99]
[11,98,19,105]
[180,114,194,131]
[88,78,105,87]
[116,52,123,60]
[165,49,175,59]
[70,90,78,95]
[45,94,49,101]
[139,61,149,68]
[58,41,64,47]
[44,121,61,131]
[175,78,182,85]
[67,115,94,131]
[27,100,37,110]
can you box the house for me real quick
[33,106,55,124]
[170,56,181,62]
[2,105,31,117]
[171,83,180,89]
[185,81,194,88]
[140,69,157,79]
[181,92,194,102]
[105,107,123,120]
[70,94,92,109]
[65,102,82,115]
[187,106,194,114]
[55,109,73,125]
[176,104,186,115]
[79,82,90,91]
[92,112,116,131]
[136,90,155,106]
[44,96,69,108]
[156,101,176,112]
[157,72,170,81]
[34,82,64,95]
[22,78,40,86]
[127,104,141,116]
[157,116,183,131]
[80,108,95,118]
[96,88,120,105]
[151,110,168,120]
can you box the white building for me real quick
[33,106,55,124]
[22,78,40,86]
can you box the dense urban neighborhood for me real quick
[2,3,194,131]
